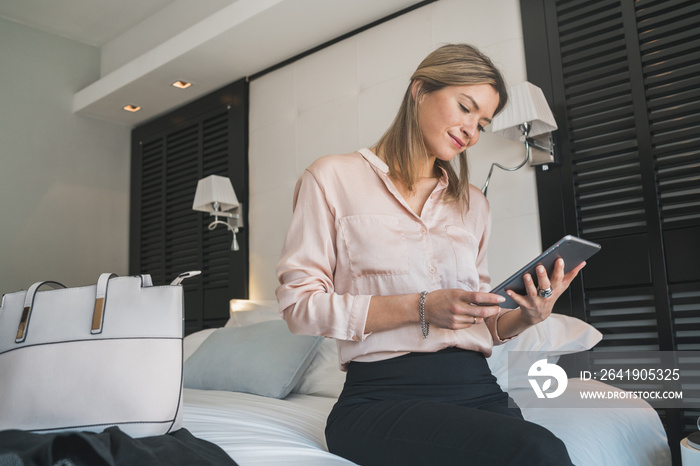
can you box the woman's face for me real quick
[415,82,500,163]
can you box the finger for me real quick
[468,304,500,319]
[505,289,531,309]
[550,258,566,282]
[462,314,483,326]
[471,315,488,325]
[523,273,538,298]
[468,292,506,306]
[535,265,551,291]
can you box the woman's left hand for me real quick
[506,258,586,325]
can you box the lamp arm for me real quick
[207,215,241,251]
[481,137,531,197]
[207,218,236,232]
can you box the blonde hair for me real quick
[375,44,508,208]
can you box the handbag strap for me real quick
[91,273,118,335]
[17,272,190,342]
[16,281,67,343]
[169,270,201,286]
[91,273,154,335]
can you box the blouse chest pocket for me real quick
[338,214,410,279]
[445,225,480,291]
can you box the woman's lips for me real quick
[449,134,466,149]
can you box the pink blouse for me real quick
[276,149,514,369]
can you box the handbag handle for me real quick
[15,273,155,342]
[16,281,66,343]
[91,273,154,335]
[17,272,193,342]
[91,273,118,335]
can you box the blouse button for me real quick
[420,228,427,236]
[429,267,436,274]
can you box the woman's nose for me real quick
[461,118,479,142]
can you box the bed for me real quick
[181,301,672,466]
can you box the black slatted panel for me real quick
[671,279,700,434]
[673,282,700,432]
[139,139,166,285]
[131,78,249,335]
[135,115,237,330]
[555,0,660,353]
[586,287,660,350]
[523,0,700,460]
[164,124,201,282]
[558,1,648,239]
[637,0,700,229]
[201,113,231,291]
[681,400,700,435]
[670,283,700,351]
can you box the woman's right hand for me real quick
[423,289,504,330]
[366,290,504,334]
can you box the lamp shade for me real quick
[192,175,239,212]
[489,82,557,141]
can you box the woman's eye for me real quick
[459,104,469,113]
[478,124,485,133]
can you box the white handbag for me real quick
[0,271,200,438]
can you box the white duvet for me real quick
[513,379,672,466]
[183,389,354,465]
[183,380,671,466]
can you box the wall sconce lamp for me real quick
[192,175,244,251]
[481,81,558,197]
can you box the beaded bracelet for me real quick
[419,291,429,339]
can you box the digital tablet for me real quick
[488,235,601,309]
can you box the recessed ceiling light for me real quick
[172,80,192,89]
[123,104,141,112]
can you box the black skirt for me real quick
[326,348,573,466]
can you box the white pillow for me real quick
[183,300,282,363]
[487,313,602,392]
[184,320,323,399]
[226,301,346,398]
[183,302,286,364]
[292,338,346,398]
[184,328,217,362]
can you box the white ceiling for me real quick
[0,0,427,127]
[0,0,178,47]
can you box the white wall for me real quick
[248,0,543,299]
[0,18,130,296]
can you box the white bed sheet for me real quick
[514,379,672,466]
[182,388,354,465]
[183,380,671,466]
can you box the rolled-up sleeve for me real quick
[276,169,371,342]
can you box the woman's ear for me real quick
[411,79,423,102]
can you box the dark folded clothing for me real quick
[0,427,238,466]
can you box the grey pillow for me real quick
[184,320,323,399]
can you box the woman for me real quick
[276,44,584,465]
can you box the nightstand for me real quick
[681,437,700,466]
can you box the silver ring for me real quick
[538,287,553,298]
[473,316,477,325]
